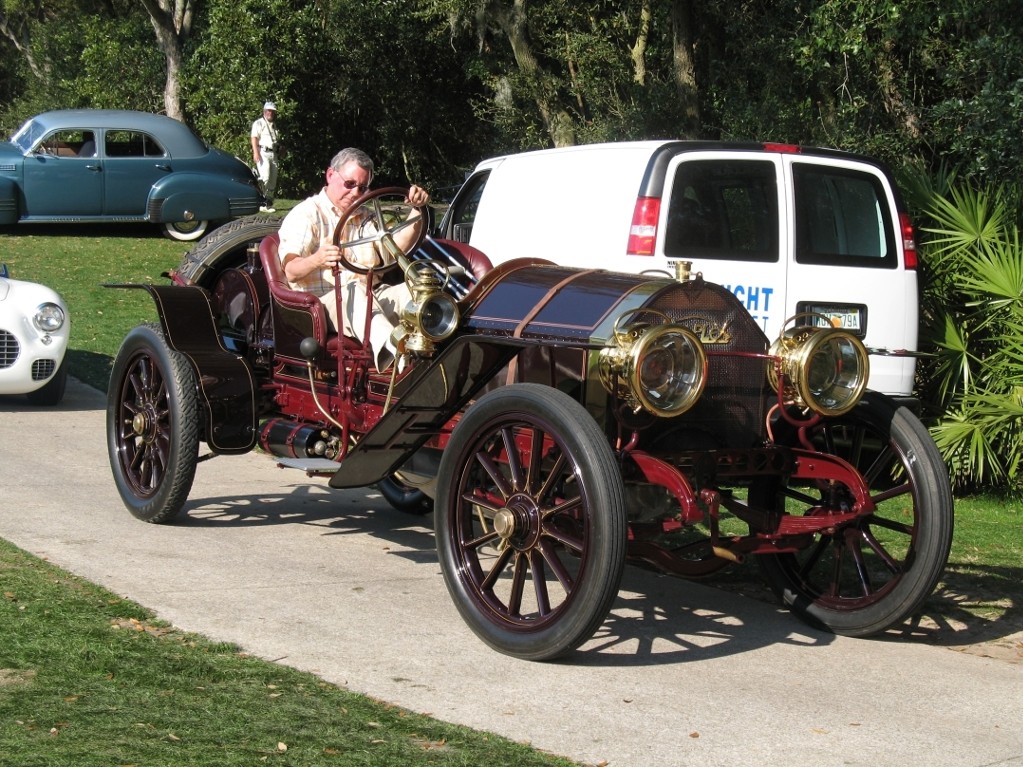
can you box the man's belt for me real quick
[261,146,275,152]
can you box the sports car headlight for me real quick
[768,318,869,416]
[599,313,707,417]
[33,302,66,333]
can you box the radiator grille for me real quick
[0,330,20,368]
[644,280,770,450]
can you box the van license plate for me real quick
[799,303,866,335]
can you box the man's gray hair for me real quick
[329,148,374,180]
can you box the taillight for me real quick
[627,196,661,256]
[900,213,917,270]
[763,142,801,154]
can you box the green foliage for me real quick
[4,0,1023,195]
[182,0,319,193]
[182,0,489,197]
[912,173,1023,492]
[0,0,162,133]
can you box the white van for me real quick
[436,140,919,396]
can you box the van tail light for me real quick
[900,213,917,270]
[762,142,801,154]
[627,196,661,256]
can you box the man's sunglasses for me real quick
[340,178,369,193]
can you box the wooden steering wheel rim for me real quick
[330,186,428,277]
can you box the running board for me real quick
[274,457,341,476]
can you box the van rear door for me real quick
[658,152,789,335]
[781,153,917,395]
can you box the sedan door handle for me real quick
[85,164,101,171]
[154,164,171,172]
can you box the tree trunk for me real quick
[671,0,699,136]
[631,0,651,85]
[138,0,193,120]
[0,13,51,82]
[488,0,576,146]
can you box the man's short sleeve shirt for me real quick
[251,117,277,149]
[276,190,379,294]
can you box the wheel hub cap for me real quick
[494,494,542,550]
[131,409,156,443]
[494,509,516,540]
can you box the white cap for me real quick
[263,101,277,111]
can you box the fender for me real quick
[147,172,261,222]
[0,176,20,225]
[110,283,258,454]
[329,335,521,488]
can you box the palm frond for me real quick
[922,184,1009,262]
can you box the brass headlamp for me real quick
[392,260,460,356]
[598,309,707,417]
[768,314,869,416]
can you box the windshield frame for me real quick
[10,118,48,153]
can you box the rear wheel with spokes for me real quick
[755,392,953,636]
[436,384,627,661]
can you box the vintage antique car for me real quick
[0,264,69,405]
[106,192,954,661]
[1,109,263,241]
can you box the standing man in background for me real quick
[251,101,280,213]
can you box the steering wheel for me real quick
[331,187,429,277]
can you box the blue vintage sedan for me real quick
[0,110,263,241]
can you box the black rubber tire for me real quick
[25,356,67,406]
[176,214,281,290]
[436,384,628,661]
[378,474,434,515]
[106,323,200,523]
[755,392,954,636]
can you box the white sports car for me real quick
[0,264,69,405]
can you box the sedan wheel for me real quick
[163,219,211,242]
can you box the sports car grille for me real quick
[32,359,57,380]
[0,330,20,368]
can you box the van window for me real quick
[446,170,490,243]
[664,160,778,263]
[793,164,896,268]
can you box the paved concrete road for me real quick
[2,378,1022,767]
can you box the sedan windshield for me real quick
[10,118,46,152]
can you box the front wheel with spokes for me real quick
[436,384,628,661]
[106,323,201,523]
[754,392,953,636]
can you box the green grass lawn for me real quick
[0,539,580,767]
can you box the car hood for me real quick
[0,141,24,161]
[0,275,66,309]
